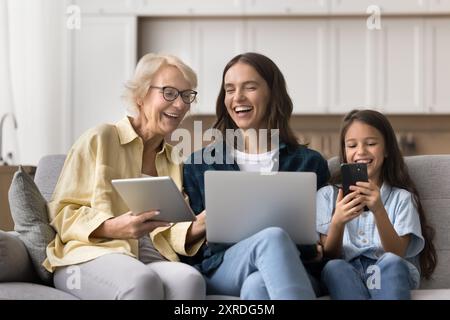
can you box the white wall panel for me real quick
[72,16,136,141]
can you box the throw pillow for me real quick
[8,166,55,285]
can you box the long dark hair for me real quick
[335,109,437,279]
[213,52,299,147]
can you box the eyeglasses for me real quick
[149,86,197,104]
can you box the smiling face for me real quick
[344,120,386,185]
[138,65,192,137]
[223,62,270,131]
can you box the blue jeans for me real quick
[321,253,416,300]
[204,227,316,300]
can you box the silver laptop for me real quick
[205,171,318,245]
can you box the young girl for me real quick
[317,109,437,299]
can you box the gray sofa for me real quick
[1,154,450,299]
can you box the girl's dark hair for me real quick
[335,109,437,279]
[213,52,299,147]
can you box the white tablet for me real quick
[111,176,196,223]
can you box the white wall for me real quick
[1,0,68,165]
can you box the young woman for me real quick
[317,109,437,299]
[182,52,330,299]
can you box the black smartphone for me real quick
[340,163,369,211]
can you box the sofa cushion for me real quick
[8,166,55,285]
[0,282,79,300]
[0,231,37,282]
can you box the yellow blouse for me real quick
[43,117,204,272]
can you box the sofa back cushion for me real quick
[327,155,450,289]
[34,154,66,202]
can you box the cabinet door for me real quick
[425,18,450,113]
[247,19,329,114]
[377,18,425,113]
[71,16,136,141]
[191,19,244,114]
[328,18,375,113]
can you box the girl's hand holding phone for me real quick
[350,181,384,214]
[332,188,366,227]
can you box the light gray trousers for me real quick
[53,236,205,300]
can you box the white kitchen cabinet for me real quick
[68,2,450,116]
[137,16,450,115]
[328,18,428,114]
[71,16,136,141]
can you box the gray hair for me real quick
[122,53,197,116]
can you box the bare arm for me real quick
[185,210,206,246]
[322,188,366,259]
[372,206,410,257]
[321,220,345,259]
[353,181,410,257]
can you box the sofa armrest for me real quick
[0,230,38,282]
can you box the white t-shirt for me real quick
[233,148,279,173]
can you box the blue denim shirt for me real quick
[182,141,330,274]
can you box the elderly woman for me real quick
[43,53,206,300]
